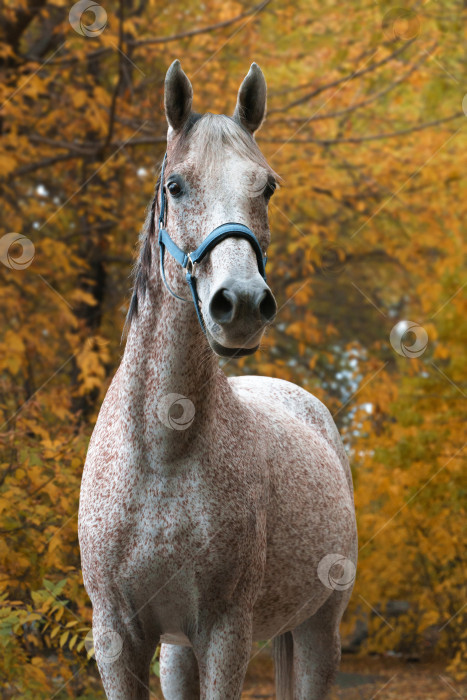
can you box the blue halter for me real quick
[157,153,267,334]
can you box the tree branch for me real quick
[39,0,272,65]
[1,0,47,54]
[9,135,167,179]
[260,113,464,146]
[131,0,271,46]
[268,38,418,115]
[267,47,434,126]
[101,0,125,153]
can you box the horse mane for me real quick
[122,184,159,339]
[123,113,276,337]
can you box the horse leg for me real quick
[191,608,253,700]
[91,609,157,700]
[291,592,347,700]
[159,644,200,699]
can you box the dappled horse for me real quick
[78,61,357,700]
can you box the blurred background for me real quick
[0,0,465,697]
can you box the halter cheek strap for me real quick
[156,153,268,335]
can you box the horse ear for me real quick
[164,60,193,133]
[233,63,267,134]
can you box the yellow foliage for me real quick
[0,0,465,695]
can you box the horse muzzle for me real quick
[205,276,277,355]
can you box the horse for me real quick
[78,60,357,700]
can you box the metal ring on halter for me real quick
[156,152,268,335]
[186,254,197,278]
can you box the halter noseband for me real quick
[156,153,267,335]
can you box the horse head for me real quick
[159,60,278,357]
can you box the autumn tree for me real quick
[0,0,465,696]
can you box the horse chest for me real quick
[83,453,265,611]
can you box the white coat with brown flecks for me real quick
[78,60,357,700]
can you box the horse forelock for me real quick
[172,113,277,178]
[124,112,277,336]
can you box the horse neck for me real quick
[120,264,225,456]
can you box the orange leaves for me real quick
[69,288,98,306]
[0,151,17,175]
[71,90,88,109]
[0,0,465,693]
[286,320,322,346]
[75,335,110,395]
[0,330,26,375]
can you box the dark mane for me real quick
[122,181,159,338]
[123,114,202,338]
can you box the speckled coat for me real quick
[78,61,357,700]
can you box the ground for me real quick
[240,650,466,699]
[78,650,466,699]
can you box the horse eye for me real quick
[167,181,182,197]
[264,180,276,201]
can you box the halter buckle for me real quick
[186,254,197,278]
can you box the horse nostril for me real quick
[259,289,277,323]
[209,288,236,325]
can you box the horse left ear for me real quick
[233,63,267,134]
[164,60,193,133]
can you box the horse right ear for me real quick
[233,63,267,134]
[164,60,193,133]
